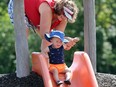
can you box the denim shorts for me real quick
[8,0,14,24]
[8,0,33,29]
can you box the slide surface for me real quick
[32,51,98,87]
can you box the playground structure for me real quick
[32,51,98,87]
[13,0,96,78]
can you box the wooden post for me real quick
[83,0,96,72]
[13,0,30,77]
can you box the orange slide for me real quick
[32,51,98,87]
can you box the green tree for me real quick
[96,0,116,74]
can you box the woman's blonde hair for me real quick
[54,0,79,23]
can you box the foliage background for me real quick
[0,0,116,74]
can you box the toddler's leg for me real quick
[64,68,71,85]
[50,68,63,86]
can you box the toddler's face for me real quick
[50,37,63,48]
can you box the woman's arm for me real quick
[55,15,68,32]
[39,2,52,39]
[41,47,49,58]
[39,2,53,50]
[41,47,50,67]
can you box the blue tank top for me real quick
[48,45,64,64]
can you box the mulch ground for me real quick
[0,71,116,87]
[0,72,44,87]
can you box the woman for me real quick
[8,0,79,51]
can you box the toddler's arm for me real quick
[63,37,80,50]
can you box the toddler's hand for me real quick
[64,37,80,50]
[73,37,80,43]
